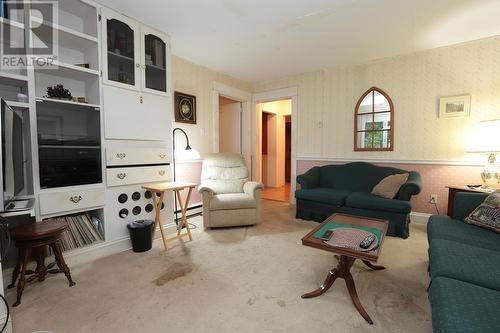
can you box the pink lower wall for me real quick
[175,161,203,207]
[297,160,483,215]
[173,159,483,215]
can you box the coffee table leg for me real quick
[302,256,375,324]
[345,272,374,325]
[301,268,340,299]
[362,260,386,271]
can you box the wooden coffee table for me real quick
[301,214,388,324]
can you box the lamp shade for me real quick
[466,120,500,153]
[176,147,201,161]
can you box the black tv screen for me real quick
[1,99,24,211]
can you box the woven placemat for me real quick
[324,227,378,252]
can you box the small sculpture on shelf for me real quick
[46,84,72,100]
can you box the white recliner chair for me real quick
[198,153,263,228]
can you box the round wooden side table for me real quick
[8,220,76,307]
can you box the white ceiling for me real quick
[96,0,500,83]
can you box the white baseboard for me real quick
[410,212,432,225]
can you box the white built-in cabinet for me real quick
[101,8,171,141]
[101,8,170,96]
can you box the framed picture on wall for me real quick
[439,95,471,118]
[174,91,197,124]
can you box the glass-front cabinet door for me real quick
[102,8,140,90]
[141,26,169,95]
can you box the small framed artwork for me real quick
[439,95,471,118]
[174,92,196,124]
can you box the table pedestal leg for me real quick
[362,260,386,271]
[301,256,375,325]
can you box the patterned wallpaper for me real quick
[254,36,500,162]
[172,56,252,156]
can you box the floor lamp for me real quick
[172,127,200,223]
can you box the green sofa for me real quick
[427,192,500,333]
[295,162,422,238]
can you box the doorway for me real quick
[212,82,252,172]
[219,96,242,154]
[258,99,292,202]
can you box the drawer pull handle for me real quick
[116,153,126,159]
[159,153,166,159]
[158,170,166,176]
[69,196,82,204]
[117,173,127,180]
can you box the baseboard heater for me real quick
[174,204,202,222]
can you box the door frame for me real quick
[212,82,252,170]
[252,87,298,204]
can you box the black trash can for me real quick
[127,220,154,252]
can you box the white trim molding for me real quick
[212,82,252,170]
[297,156,484,167]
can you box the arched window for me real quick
[354,87,394,151]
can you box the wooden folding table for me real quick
[142,182,197,251]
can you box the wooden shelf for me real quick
[36,97,101,109]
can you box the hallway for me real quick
[261,183,291,202]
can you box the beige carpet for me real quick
[6,200,432,332]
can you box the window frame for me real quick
[354,87,394,152]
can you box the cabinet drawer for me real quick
[106,147,170,166]
[106,165,171,187]
[39,188,106,216]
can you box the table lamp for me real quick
[467,119,500,189]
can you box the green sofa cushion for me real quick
[345,192,412,213]
[427,215,500,251]
[295,188,351,206]
[429,239,500,291]
[429,277,500,333]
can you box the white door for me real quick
[101,8,141,91]
[140,25,170,96]
[219,101,242,154]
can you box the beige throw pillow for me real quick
[372,173,409,199]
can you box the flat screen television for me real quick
[0,99,24,211]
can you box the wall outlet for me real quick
[430,194,438,204]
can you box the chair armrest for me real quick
[453,192,488,220]
[297,167,320,189]
[198,185,215,196]
[244,181,264,198]
[396,171,422,201]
